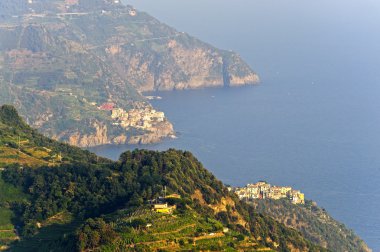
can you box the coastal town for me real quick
[229,181,305,205]
[111,107,165,130]
[98,102,167,131]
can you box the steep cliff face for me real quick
[107,37,259,92]
[63,119,174,147]
[66,121,109,147]
[0,0,259,147]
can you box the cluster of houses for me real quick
[111,107,165,129]
[97,103,166,130]
[230,181,305,205]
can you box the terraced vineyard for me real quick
[0,174,25,248]
[101,208,273,251]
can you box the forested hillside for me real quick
[0,105,326,251]
[251,199,371,252]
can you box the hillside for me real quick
[0,104,110,248]
[251,199,371,252]
[0,105,329,252]
[1,151,325,252]
[0,0,259,147]
[0,105,109,167]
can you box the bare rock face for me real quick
[230,73,260,87]
[67,121,109,147]
[61,118,174,147]
[107,37,259,92]
[112,134,127,144]
[128,120,174,145]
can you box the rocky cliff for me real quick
[63,118,174,147]
[105,35,259,92]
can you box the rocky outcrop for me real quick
[62,119,174,147]
[128,120,174,145]
[229,74,260,86]
[67,121,109,147]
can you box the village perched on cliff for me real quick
[229,181,305,205]
[92,102,175,145]
[97,102,167,131]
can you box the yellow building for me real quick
[289,190,305,204]
[281,186,292,195]
[299,193,305,204]
[153,203,173,214]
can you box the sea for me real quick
[92,0,380,249]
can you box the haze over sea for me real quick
[92,1,380,249]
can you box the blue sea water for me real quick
[93,0,380,249]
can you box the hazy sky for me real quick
[125,0,380,83]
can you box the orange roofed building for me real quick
[98,103,115,111]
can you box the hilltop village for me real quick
[230,181,305,205]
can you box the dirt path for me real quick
[127,231,224,248]
[152,224,195,236]
[193,232,224,241]
[0,230,14,232]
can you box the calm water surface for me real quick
[93,0,380,249]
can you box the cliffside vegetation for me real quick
[251,199,371,252]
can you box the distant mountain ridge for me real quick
[0,0,258,147]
